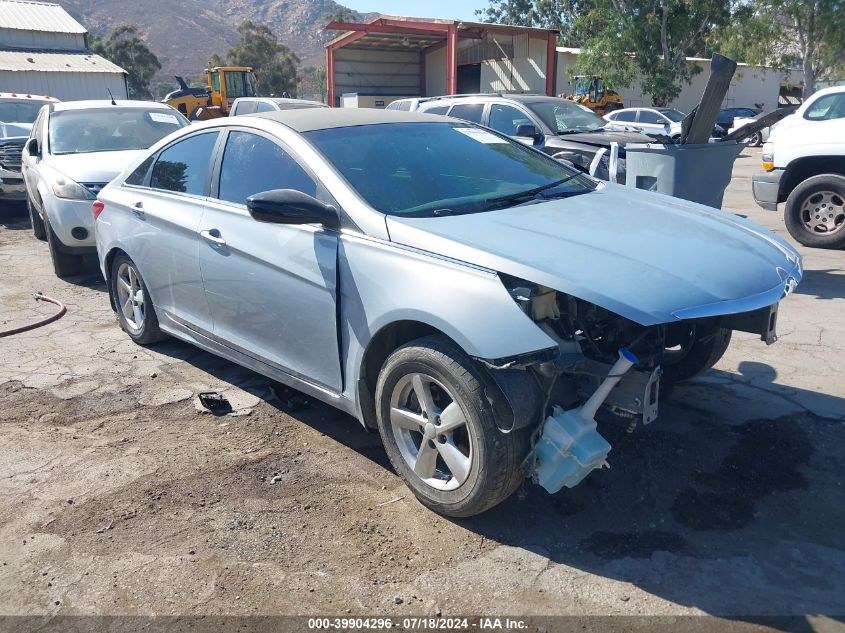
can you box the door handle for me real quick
[132,201,145,219]
[200,229,227,248]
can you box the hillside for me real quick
[53,0,368,91]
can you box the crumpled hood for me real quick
[551,128,652,149]
[46,150,144,183]
[386,183,802,326]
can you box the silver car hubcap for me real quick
[801,190,845,235]
[116,262,145,333]
[389,373,473,491]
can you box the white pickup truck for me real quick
[752,85,845,249]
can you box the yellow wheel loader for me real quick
[164,67,257,120]
[565,76,624,116]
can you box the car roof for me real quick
[0,93,57,102]
[52,100,175,112]
[251,108,446,132]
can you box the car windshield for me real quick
[658,109,686,122]
[0,100,46,123]
[305,122,594,217]
[526,100,607,134]
[48,108,189,155]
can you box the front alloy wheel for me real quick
[784,174,845,249]
[389,372,473,491]
[375,336,529,517]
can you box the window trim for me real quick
[124,130,222,198]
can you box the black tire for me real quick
[784,174,845,249]
[28,197,46,241]
[110,253,167,345]
[748,131,762,147]
[661,323,732,384]
[45,216,85,278]
[375,335,530,517]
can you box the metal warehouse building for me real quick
[0,0,127,100]
[325,16,559,108]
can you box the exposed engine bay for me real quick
[486,275,780,494]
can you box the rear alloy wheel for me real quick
[45,216,85,278]
[375,336,529,517]
[747,131,763,147]
[110,254,167,345]
[28,197,46,241]
[784,174,845,249]
[661,323,732,384]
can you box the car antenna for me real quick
[107,88,116,106]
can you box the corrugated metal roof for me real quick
[0,50,125,74]
[0,0,87,35]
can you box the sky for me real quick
[350,1,481,21]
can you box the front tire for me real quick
[28,197,46,241]
[45,216,85,278]
[375,336,529,517]
[110,253,167,345]
[661,323,732,384]
[784,174,845,249]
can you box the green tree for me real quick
[210,22,300,97]
[475,0,594,46]
[302,65,327,102]
[713,0,845,97]
[576,0,731,106]
[90,25,161,100]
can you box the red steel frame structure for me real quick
[325,18,558,107]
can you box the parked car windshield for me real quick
[48,108,189,155]
[526,100,607,134]
[0,100,46,124]
[305,121,594,217]
[658,108,686,122]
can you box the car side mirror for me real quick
[247,189,339,229]
[515,124,542,143]
[26,138,40,157]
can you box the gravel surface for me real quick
[1,149,843,627]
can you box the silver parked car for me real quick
[94,110,802,517]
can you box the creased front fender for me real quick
[338,233,556,400]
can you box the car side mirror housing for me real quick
[515,124,542,143]
[26,138,40,157]
[247,189,339,229]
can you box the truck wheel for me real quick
[784,174,845,249]
[110,253,167,345]
[28,197,46,241]
[661,323,732,384]
[375,336,530,517]
[45,217,85,278]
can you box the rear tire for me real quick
[28,197,46,241]
[375,335,530,517]
[110,253,167,345]
[661,323,732,384]
[784,174,845,249]
[45,216,85,278]
[748,131,762,147]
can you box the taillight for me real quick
[92,201,105,219]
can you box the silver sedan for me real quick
[95,109,801,516]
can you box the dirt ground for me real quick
[1,149,844,630]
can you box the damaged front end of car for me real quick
[479,274,794,495]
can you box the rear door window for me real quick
[447,104,484,123]
[216,131,316,205]
[254,101,277,113]
[613,110,636,122]
[423,105,449,115]
[150,132,219,195]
